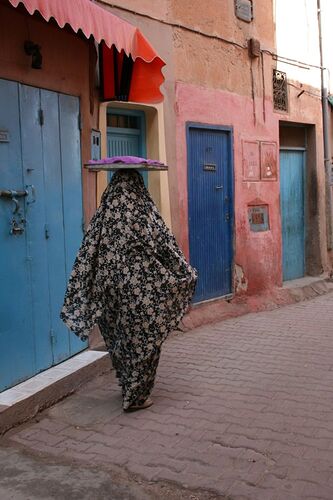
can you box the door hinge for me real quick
[50,329,56,345]
[78,112,82,131]
[39,109,44,126]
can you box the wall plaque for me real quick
[203,163,216,172]
[243,140,260,181]
[261,142,277,180]
[0,130,9,143]
[235,0,253,22]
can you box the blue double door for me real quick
[187,125,234,302]
[280,149,305,281]
[0,79,86,392]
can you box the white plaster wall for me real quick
[274,0,322,89]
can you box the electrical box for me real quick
[91,129,101,162]
[248,38,260,58]
[248,205,269,232]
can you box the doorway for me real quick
[106,108,147,185]
[280,148,306,281]
[187,124,234,302]
[0,79,86,391]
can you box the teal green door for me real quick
[0,79,86,392]
[280,149,305,281]
[107,109,147,184]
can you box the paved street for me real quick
[2,292,333,500]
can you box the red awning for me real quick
[8,0,165,103]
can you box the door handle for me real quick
[215,185,223,190]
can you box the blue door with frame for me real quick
[187,124,234,302]
[0,79,86,392]
[280,148,305,281]
[107,109,147,185]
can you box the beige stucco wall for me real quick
[169,0,274,96]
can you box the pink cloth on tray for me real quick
[88,156,164,166]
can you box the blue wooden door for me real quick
[107,109,147,185]
[280,149,305,281]
[0,79,86,392]
[187,125,234,302]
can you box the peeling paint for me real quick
[234,263,248,294]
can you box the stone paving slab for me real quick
[3,292,333,499]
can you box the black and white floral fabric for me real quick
[61,170,197,409]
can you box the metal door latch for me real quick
[0,188,28,213]
[10,217,26,235]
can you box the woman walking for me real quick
[61,169,197,411]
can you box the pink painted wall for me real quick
[175,82,282,293]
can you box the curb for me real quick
[182,277,333,331]
[0,351,111,436]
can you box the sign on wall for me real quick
[261,142,277,180]
[235,0,253,22]
[242,140,260,180]
[242,140,278,182]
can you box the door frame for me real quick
[279,146,307,281]
[186,122,235,303]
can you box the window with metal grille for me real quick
[273,69,288,112]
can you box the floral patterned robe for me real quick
[61,170,197,409]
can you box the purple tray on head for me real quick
[84,155,168,171]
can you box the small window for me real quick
[235,0,253,22]
[107,113,139,129]
[273,69,288,112]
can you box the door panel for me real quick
[188,126,233,302]
[58,93,86,356]
[280,149,305,281]
[0,79,86,391]
[41,89,70,362]
[0,80,35,389]
[107,132,139,157]
[19,84,53,372]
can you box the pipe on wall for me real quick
[317,0,333,250]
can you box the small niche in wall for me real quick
[248,204,269,232]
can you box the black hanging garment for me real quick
[61,170,197,409]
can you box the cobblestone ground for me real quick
[3,292,333,500]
